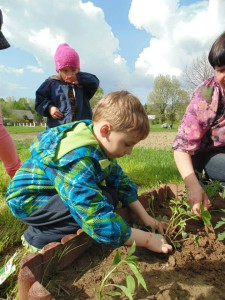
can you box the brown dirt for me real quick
[136,132,176,149]
[11,132,176,149]
[46,191,225,300]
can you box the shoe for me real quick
[21,235,42,253]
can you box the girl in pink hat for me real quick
[35,43,99,128]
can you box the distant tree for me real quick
[148,74,189,126]
[182,53,214,90]
[90,87,104,109]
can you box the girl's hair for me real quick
[93,90,150,140]
[208,31,225,69]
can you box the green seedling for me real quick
[200,204,212,227]
[214,209,225,241]
[164,198,198,249]
[97,242,147,300]
[205,180,221,199]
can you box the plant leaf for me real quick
[105,291,121,297]
[126,275,136,294]
[127,241,136,257]
[200,204,211,227]
[214,220,225,229]
[128,263,147,291]
[114,285,133,300]
[112,250,121,265]
[217,232,225,241]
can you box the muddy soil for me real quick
[46,190,225,300]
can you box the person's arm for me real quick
[125,200,172,253]
[174,150,209,215]
[128,200,166,234]
[76,72,100,99]
[35,79,64,120]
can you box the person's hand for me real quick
[146,216,168,235]
[65,75,78,84]
[49,106,64,120]
[186,184,210,217]
[145,232,173,253]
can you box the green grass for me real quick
[118,147,181,193]
[149,123,179,132]
[0,130,182,299]
[5,125,45,134]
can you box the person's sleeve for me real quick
[51,157,131,247]
[35,80,54,116]
[104,160,138,206]
[172,83,217,155]
[76,72,100,99]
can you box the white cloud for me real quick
[0,65,24,74]
[129,0,225,82]
[0,0,225,102]
[26,65,44,74]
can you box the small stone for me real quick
[195,254,205,260]
[168,256,176,267]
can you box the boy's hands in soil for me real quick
[145,232,173,253]
[125,228,173,254]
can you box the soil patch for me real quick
[136,132,176,149]
[46,190,225,300]
[11,132,177,149]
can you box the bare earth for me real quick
[46,192,225,300]
[137,132,176,149]
[12,131,177,149]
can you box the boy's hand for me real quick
[126,228,173,254]
[147,217,168,235]
[49,106,64,119]
[145,232,173,254]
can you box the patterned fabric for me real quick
[68,85,76,121]
[172,77,225,155]
[6,120,138,247]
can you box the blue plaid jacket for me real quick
[6,120,138,247]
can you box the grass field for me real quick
[0,126,181,299]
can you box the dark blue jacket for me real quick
[35,72,99,128]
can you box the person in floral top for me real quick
[173,31,225,216]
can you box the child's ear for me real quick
[100,124,110,137]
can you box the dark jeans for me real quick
[192,150,225,187]
[22,186,119,249]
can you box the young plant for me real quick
[214,209,225,241]
[98,242,147,300]
[200,204,212,227]
[164,198,199,249]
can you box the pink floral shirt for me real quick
[173,77,225,155]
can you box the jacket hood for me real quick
[30,120,105,167]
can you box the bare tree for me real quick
[182,53,214,90]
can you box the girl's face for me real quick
[215,65,225,91]
[58,66,79,83]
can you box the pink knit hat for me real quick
[54,43,80,72]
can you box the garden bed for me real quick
[17,184,225,300]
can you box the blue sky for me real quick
[0,0,224,103]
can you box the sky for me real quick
[0,0,225,104]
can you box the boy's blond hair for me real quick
[93,90,150,140]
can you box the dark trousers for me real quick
[22,186,119,249]
[192,150,225,187]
